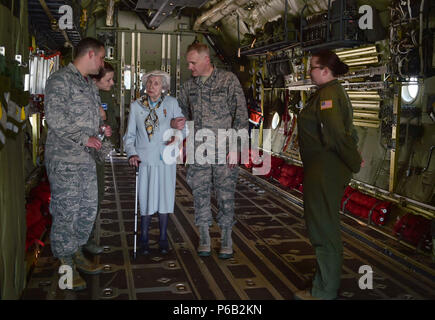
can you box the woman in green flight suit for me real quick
[295,50,362,300]
[83,62,115,255]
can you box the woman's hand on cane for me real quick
[128,155,141,167]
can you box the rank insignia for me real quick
[320,100,333,110]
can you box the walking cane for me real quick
[133,165,139,260]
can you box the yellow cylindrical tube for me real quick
[350,100,381,109]
[353,120,380,128]
[347,91,381,100]
[336,45,377,56]
[336,46,377,59]
[353,112,379,120]
[344,57,379,66]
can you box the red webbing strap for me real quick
[283,90,290,136]
[368,201,383,226]
[341,189,359,213]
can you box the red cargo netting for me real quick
[26,179,52,251]
[243,148,265,169]
[393,213,432,251]
[263,156,284,179]
[248,154,304,192]
[278,164,304,190]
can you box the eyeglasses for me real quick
[310,66,323,70]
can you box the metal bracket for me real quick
[15,54,22,64]
[106,46,115,60]
[15,54,27,67]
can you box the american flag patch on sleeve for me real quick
[320,100,333,110]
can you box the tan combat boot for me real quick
[59,257,87,291]
[73,249,104,274]
[197,225,211,257]
[83,237,104,255]
[218,227,233,259]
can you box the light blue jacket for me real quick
[123,95,186,166]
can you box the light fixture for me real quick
[402,77,419,103]
[271,112,280,129]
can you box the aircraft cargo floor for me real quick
[21,155,435,300]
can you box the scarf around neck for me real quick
[140,94,164,141]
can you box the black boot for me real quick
[140,215,152,255]
[158,213,169,254]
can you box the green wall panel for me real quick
[0,0,29,300]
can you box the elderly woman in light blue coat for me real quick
[124,70,186,255]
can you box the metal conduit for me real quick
[193,0,251,30]
[106,0,115,27]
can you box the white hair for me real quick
[141,70,170,92]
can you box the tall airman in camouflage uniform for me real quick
[178,43,248,259]
[44,38,112,291]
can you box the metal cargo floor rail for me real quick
[21,156,435,300]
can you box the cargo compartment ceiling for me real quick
[127,0,209,29]
[28,0,82,51]
[194,0,391,49]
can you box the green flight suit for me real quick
[297,79,361,299]
[96,90,118,213]
[100,90,120,149]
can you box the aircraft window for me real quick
[271,112,280,129]
[402,77,419,103]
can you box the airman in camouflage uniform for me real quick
[178,43,248,259]
[44,38,109,290]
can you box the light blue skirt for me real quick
[138,164,176,216]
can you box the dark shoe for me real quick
[73,250,103,275]
[140,244,150,255]
[197,225,211,257]
[83,238,104,255]
[59,257,87,291]
[139,215,152,256]
[158,213,169,254]
[159,239,169,255]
